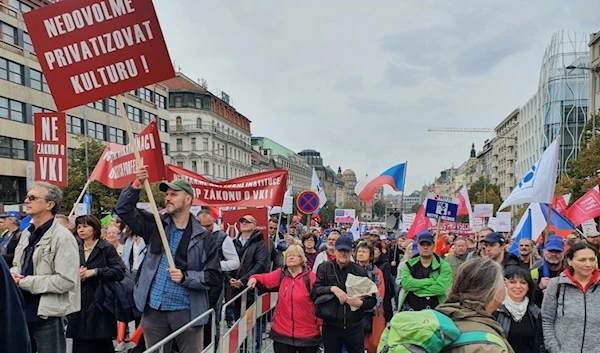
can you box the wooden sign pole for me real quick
[68,179,92,218]
[116,95,175,269]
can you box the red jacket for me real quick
[251,268,321,346]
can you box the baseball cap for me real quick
[545,235,565,252]
[335,236,353,251]
[481,232,506,245]
[417,231,434,244]
[159,180,194,198]
[239,215,257,225]
[0,211,21,220]
[370,229,381,237]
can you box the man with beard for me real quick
[312,230,340,273]
[531,235,565,306]
[584,230,600,266]
[115,167,221,353]
[516,238,540,269]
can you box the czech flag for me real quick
[354,162,407,205]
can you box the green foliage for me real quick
[318,201,335,226]
[467,177,504,214]
[373,200,387,218]
[410,203,421,213]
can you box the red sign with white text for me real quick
[166,165,288,208]
[566,186,600,227]
[221,208,269,247]
[23,0,175,111]
[34,112,68,186]
[89,120,165,188]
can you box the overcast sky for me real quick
[154,0,599,194]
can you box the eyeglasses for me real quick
[269,227,277,230]
[240,219,251,224]
[25,195,46,202]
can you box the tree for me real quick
[467,177,504,214]
[410,203,421,213]
[61,136,164,216]
[373,200,387,218]
[318,201,335,226]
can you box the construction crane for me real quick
[427,128,494,133]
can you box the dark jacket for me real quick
[67,239,125,340]
[311,260,377,329]
[494,303,546,353]
[270,238,283,270]
[0,256,31,353]
[375,254,393,295]
[232,229,269,285]
[115,186,222,327]
[503,252,522,269]
[389,244,404,277]
[1,229,21,266]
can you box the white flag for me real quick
[350,217,361,241]
[499,136,560,211]
[270,188,293,215]
[311,167,327,211]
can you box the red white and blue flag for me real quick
[355,162,407,205]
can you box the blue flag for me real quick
[83,192,92,214]
[510,209,532,255]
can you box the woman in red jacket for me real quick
[248,244,321,353]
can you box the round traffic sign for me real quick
[297,190,319,214]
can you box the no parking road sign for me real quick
[297,190,320,214]
[425,193,459,222]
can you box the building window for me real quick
[0,58,6,80]
[1,22,17,45]
[127,105,141,123]
[94,100,104,111]
[175,116,182,130]
[140,87,153,102]
[30,69,43,91]
[143,111,151,124]
[191,137,196,150]
[0,97,24,122]
[195,97,202,109]
[161,142,169,155]
[156,94,167,109]
[203,138,208,151]
[23,32,34,52]
[159,118,168,132]
[177,161,183,167]
[108,127,125,144]
[8,61,22,84]
[107,98,120,115]
[0,136,27,160]
[174,96,182,107]
[176,138,182,151]
[67,116,83,134]
[87,121,105,140]
[196,117,202,128]
[191,161,197,173]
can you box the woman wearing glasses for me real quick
[248,244,321,353]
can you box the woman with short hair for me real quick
[302,233,320,271]
[248,244,321,353]
[542,242,600,353]
[494,266,545,353]
[436,258,514,353]
[67,215,126,353]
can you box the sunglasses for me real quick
[25,195,46,202]
[268,226,277,230]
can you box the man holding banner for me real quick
[115,166,222,353]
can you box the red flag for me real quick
[312,214,321,223]
[406,205,433,240]
[166,164,288,208]
[90,121,165,189]
[566,187,600,227]
[552,194,571,215]
[456,186,472,216]
[435,234,448,256]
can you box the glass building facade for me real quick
[517,31,590,178]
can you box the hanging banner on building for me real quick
[89,120,165,188]
[23,0,175,111]
[166,165,288,208]
[221,208,269,246]
[34,112,67,186]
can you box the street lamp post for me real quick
[566,65,597,138]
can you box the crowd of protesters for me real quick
[3,171,600,353]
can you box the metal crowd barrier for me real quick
[219,287,257,353]
[143,309,216,353]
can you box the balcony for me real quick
[169,124,251,150]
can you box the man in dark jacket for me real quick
[0,212,22,265]
[531,235,565,306]
[311,236,377,353]
[115,167,221,353]
[267,217,284,270]
[0,255,31,353]
[481,232,521,269]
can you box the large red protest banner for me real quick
[34,112,67,186]
[566,186,600,227]
[221,208,269,244]
[166,165,288,208]
[23,0,175,112]
[89,120,165,188]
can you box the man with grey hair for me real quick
[10,182,80,353]
[0,211,22,265]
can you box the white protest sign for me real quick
[474,204,494,218]
[403,213,416,230]
[496,212,512,232]
[74,203,87,216]
[487,217,498,231]
[582,219,599,236]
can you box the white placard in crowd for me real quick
[487,217,498,231]
[402,213,416,230]
[474,204,494,218]
[473,217,484,231]
[496,212,512,232]
[74,203,87,216]
[582,219,599,236]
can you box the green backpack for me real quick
[377,310,509,353]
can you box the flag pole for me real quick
[116,95,175,269]
[544,203,553,244]
[68,179,92,218]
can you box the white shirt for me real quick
[213,224,240,272]
[132,237,144,272]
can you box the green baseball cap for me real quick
[159,180,194,198]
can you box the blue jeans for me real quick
[29,317,66,353]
